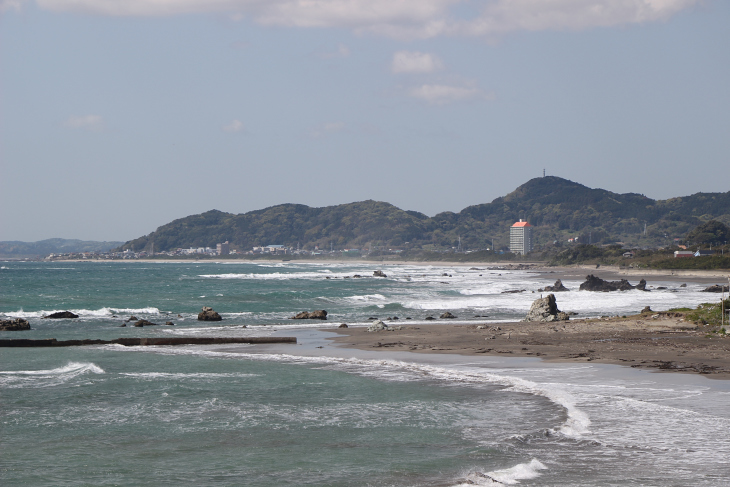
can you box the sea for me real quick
[2,261,729,486]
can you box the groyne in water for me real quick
[0,337,297,347]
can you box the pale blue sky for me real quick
[1,0,728,241]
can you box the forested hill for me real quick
[118,177,730,252]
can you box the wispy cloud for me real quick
[320,43,350,58]
[391,51,443,74]
[18,1,701,39]
[223,119,245,133]
[407,83,493,105]
[62,114,104,130]
[311,121,345,137]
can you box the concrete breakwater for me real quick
[0,337,297,347]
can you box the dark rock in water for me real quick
[367,317,378,320]
[352,274,362,278]
[198,307,223,321]
[134,319,158,327]
[636,279,649,291]
[119,324,126,327]
[579,275,635,292]
[538,279,569,292]
[523,294,569,322]
[656,287,667,290]
[290,310,328,320]
[339,323,348,328]
[0,318,31,331]
[702,284,730,293]
[501,289,526,294]
[43,311,79,319]
[440,312,457,319]
[405,317,412,320]
[425,316,435,321]
[680,283,687,288]
[373,270,387,278]
[129,316,138,321]
[163,321,175,326]
[641,306,653,313]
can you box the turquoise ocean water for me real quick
[2,261,729,486]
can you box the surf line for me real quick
[0,337,297,347]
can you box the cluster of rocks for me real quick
[702,284,730,293]
[132,320,175,327]
[290,310,328,320]
[579,275,648,292]
[538,279,569,292]
[523,294,570,322]
[198,307,222,321]
[0,318,31,331]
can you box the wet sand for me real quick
[325,314,730,380]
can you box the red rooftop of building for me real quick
[512,219,532,227]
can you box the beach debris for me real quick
[0,318,31,331]
[702,284,730,293]
[523,294,570,322]
[538,279,569,292]
[477,325,488,329]
[198,306,223,321]
[579,274,636,292]
[338,323,348,328]
[367,320,389,332]
[440,312,457,319]
[373,270,387,278]
[290,309,328,320]
[42,311,79,319]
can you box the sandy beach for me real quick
[325,314,730,380]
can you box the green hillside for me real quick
[117,177,730,252]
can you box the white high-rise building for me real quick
[509,220,533,255]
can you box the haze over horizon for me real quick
[2,1,728,242]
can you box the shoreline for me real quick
[322,315,730,380]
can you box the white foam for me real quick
[457,459,548,486]
[119,372,259,379]
[2,307,161,319]
[0,362,105,388]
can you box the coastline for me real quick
[322,316,730,380]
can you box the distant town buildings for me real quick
[509,220,533,255]
[216,241,230,256]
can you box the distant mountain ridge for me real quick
[118,177,730,252]
[0,238,125,257]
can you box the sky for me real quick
[1,0,729,242]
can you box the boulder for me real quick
[133,319,158,327]
[129,316,138,321]
[641,306,653,313]
[523,294,570,322]
[440,312,457,319]
[198,307,223,321]
[636,279,649,291]
[290,310,328,320]
[367,320,388,332]
[425,316,435,321]
[702,284,730,293]
[163,321,175,326]
[680,283,687,288]
[0,318,31,331]
[338,323,348,328]
[373,270,387,278]
[352,275,362,278]
[43,311,79,319]
[579,274,635,292]
[538,279,569,292]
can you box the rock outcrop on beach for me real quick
[43,311,79,319]
[702,284,730,293]
[373,270,387,278]
[579,275,635,292]
[290,310,328,320]
[0,318,31,331]
[523,294,570,322]
[538,279,569,292]
[198,307,222,321]
[367,320,388,332]
[439,312,457,319]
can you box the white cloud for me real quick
[407,83,492,105]
[62,114,104,130]
[311,121,345,137]
[391,51,443,74]
[223,119,245,132]
[22,1,700,38]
